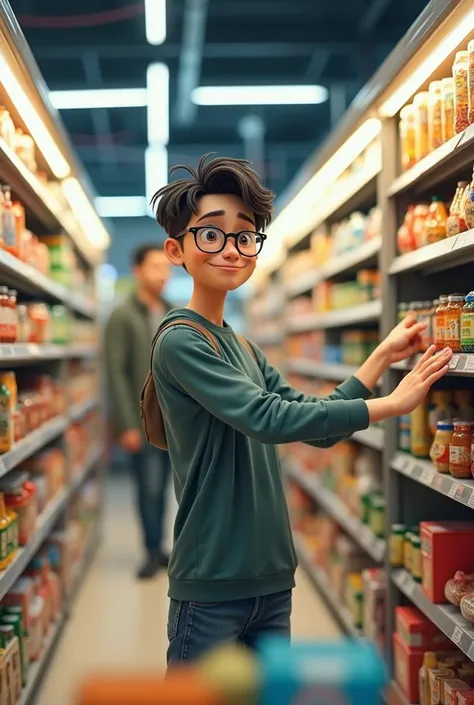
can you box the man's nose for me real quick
[222,238,240,259]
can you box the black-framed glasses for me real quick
[176,226,266,257]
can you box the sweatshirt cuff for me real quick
[338,375,373,401]
[326,398,370,436]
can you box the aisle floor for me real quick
[38,476,341,704]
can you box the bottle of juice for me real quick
[0,381,13,454]
[397,206,416,254]
[441,77,455,142]
[434,295,449,350]
[411,398,431,458]
[414,92,429,161]
[464,168,474,231]
[423,197,448,245]
[445,294,466,352]
[1,185,16,256]
[0,493,10,570]
[447,182,468,237]
[419,652,438,705]
[428,81,443,151]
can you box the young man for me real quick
[104,244,172,579]
[150,155,452,665]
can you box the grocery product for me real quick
[442,77,455,142]
[460,591,474,623]
[430,422,454,473]
[453,51,470,134]
[445,294,465,353]
[412,204,430,249]
[449,422,472,479]
[428,81,443,151]
[400,104,417,171]
[447,182,468,237]
[464,169,474,230]
[434,296,449,351]
[444,571,474,607]
[430,668,457,705]
[420,521,474,603]
[444,680,471,705]
[390,524,406,567]
[469,40,474,125]
[424,197,448,245]
[461,293,474,352]
[414,92,430,162]
[411,399,431,458]
[420,652,438,705]
[396,607,451,651]
[394,632,425,703]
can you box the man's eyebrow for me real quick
[238,212,256,226]
[197,210,225,222]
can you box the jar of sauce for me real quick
[461,292,474,353]
[414,92,429,162]
[0,287,8,344]
[7,290,17,344]
[449,421,472,479]
[412,204,429,249]
[445,294,465,352]
[423,196,448,245]
[434,295,449,350]
[430,421,454,473]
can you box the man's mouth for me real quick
[209,264,245,270]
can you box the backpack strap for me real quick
[236,334,257,362]
[149,318,222,371]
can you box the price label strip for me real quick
[464,355,474,372]
[452,626,464,646]
[449,482,461,499]
[468,491,474,509]
[420,467,433,485]
[449,355,460,370]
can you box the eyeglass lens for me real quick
[195,227,263,256]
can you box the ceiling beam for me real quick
[359,0,393,35]
[175,0,209,127]
[81,50,116,173]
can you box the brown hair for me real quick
[150,154,274,237]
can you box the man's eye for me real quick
[201,229,218,241]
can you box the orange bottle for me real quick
[12,202,25,259]
[447,182,468,237]
[449,422,472,479]
[434,296,449,351]
[423,197,447,246]
[445,294,465,352]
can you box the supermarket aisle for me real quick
[38,475,341,704]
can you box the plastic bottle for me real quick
[434,295,449,350]
[411,399,431,458]
[453,50,470,134]
[464,168,474,231]
[419,652,438,705]
[1,185,16,255]
[423,197,448,245]
[414,92,430,161]
[441,77,455,142]
[446,182,468,237]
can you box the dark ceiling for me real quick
[15,0,429,204]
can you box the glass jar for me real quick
[430,421,454,473]
[453,50,470,134]
[423,196,448,245]
[413,92,429,161]
[445,294,466,352]
[412,204,429,249]
[442,77,455,142]
[397,205,416,254]
[390,524,406,567]
[461,292,474,353]
[434,295,449,350]
[449,421,472,479]
[428,80,443,151]
[399,105,416,171]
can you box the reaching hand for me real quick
[379,314,427,363]
[389,345,452,415]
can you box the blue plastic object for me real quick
[258,639,387,705]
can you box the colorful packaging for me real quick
[420,522,474,603]
[395,606,452,651]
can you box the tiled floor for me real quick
[38,476,341,704]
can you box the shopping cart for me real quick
[75,639,387,705]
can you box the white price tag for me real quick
[468,491,474,509]
[420,467,433,485]
[449,355,460,370]
[449,482,461,499]
[452,626,463,645]
[456,233,467,250]
[465,356,474,371]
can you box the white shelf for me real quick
[287,300,381,333]
[393,352,474,377]
[286,359,359,381]
[19,614,66,705]
[294,532,361,637]
[252,330,284,348]
[392,569,474,662]
[287,463,386,562]
[0,417,67,478]
[285,237,381,298]
[69,396,99,422]
[391,452,474,508]
[352,425,385,451]
[389,230,474,275]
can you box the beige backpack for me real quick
[140,318,257,450]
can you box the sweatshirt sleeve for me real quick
[156,326,370,445]
[104,309,140,435]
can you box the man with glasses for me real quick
[148,155,445,665]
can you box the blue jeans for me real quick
[167,590,292,666]
[130,445,171,553]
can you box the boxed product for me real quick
[393,632,425,703]
[430,668,457,705]
[362,568,386,652]
[395,606,453,651]
[458,690,474,705]
[420,522,474,603]
[444,680,471,705]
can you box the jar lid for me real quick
[454,421,472,431]
[437,421,454,430]
[438,295,449,303]
[411,535,421,546]
[448,294,466,301]
[392,524,406,533]
[465,292,474,302]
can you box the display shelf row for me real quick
[392,568,474,662]
[393,353,474,378]
[70,444,103,494]
[286,359,360,383]
[287,462,386,562]
[352,425,385,451]
[69,396,99,423]
[294,532,361,637]
[0,416,66,478]
[287,300,382,334]
[252,330,284,349]
[391,452,474,509]
[0,249,97,319]
[389,229,474,275]
[285,237,382,298]
[0,343,97,362]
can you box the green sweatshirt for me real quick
[154,309,372,602]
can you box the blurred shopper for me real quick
[104,244,171,579]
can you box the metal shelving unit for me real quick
[287,300,382,334]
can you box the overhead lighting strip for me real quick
[192,84,329,106]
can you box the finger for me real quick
[420,348,452,379]
[424,364,450,389]
[412,345,436,371]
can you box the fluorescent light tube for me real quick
[192,85,328,106]
[145,0,166,45]
[147,63,169,144]
[95,196,148,218]
[146,145,168,218]
[380,8,474,116]
[0,54,70,179]
[62,177,110,249]
[49,88,147,110]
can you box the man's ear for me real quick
[164,237,184,266]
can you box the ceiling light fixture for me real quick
[192,85,329,106]
[145,0,167,45]
[145,145,168,218]
[147,63,169,145]
[379,8,474,116]
[49,88,147,110]
[95,196,148,218]
[62,177,111,249]
[0,54,70,179]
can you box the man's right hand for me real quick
[118,428,143,453]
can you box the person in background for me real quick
[104,243,172,579]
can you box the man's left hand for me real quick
[378,313,426,364]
